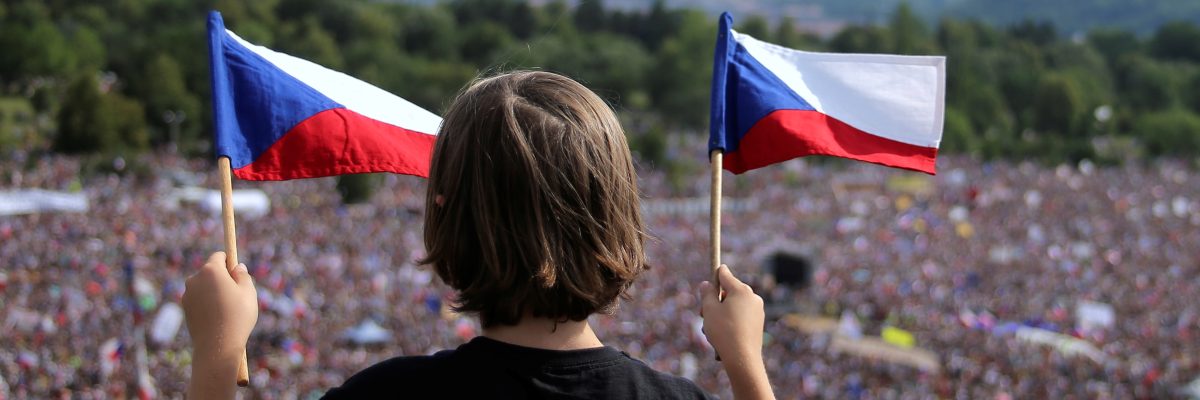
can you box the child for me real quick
[183,71,774,399]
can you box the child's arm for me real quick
[700,265,775,400]
[182,252,258,400]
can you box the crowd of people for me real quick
[2,148,1198,399]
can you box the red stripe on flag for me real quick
[724,109,937,175]
[234,108,436,180]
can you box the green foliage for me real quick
[399,6,459,61]
[774,17,822,50]
[5,0,1200,163]
[737,15,771,39]
[1007,20,1056,46]
[55,74,109,153]
[1088,28,1140,66]
[573,0,606,32]
[1150,21,1200,63]
[279,16,344,70]
[141,54,200,145]
[1133,109,1200,157]
[1186,73,1200,114]
[0,97,35,147]
[506,32,651,108]
[647,10,714,128]
[1117,56,1180,111]
[54,74,148,153]
[1032,73,1085,137]
[460,21,516,66]
[0,2,78,82]
[888,3,935,54]
[939,107,975,154]
[829,25,890,53]
[336,173,382,204]
[628,124,668,166]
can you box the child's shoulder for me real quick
[321,351,456,399]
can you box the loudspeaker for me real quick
[768,252,812,289]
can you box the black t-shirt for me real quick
[322,336,714,399]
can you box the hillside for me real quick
[600,0,1200,35]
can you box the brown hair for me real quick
[421,71,647,327]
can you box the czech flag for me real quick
[709,12,945,175]
[207,11,442,180]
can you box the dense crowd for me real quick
[2,148,1198,399]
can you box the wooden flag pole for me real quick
[710,150,725,362]
[218,157,251,387]
[709,150,723,295]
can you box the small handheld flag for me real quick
[709,12,945,175]
[208,11,441,181]
[205,10,443,387]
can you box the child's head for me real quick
[422,71,646,327]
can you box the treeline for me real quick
[2,0,1200,166]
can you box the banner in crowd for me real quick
[0,189,88,215]
[1014,326,1106,363]
[150,303,184,345]
[881,326,916,348]
[1076,301,1115,333]
[830,335,941,372]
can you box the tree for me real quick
[774,17,821,50]
[737,15,770,40]
[214,0,279,44]
[56,74,110,153]
[1088,28,1141,67]
[1117,55,1179,111]
[888,2,934,55]
[1185,73,1200,114]
[399,6,459,61]
[279,16,344,70]
[634,0,680,51]
[142,54,200,145]
[573,0,606,32]
[0,3,77,83]
[107,93,149,151]
[503,32,651,109]
[829,25,890,53]
[55,74,149,154]
[1133,109,1200,157]
[66,26,105,72]
[459,21,515,66]
[1044,43,1114,114]
[995,41,1045,125]
[940,107,976,154]
[1149,21,1200,63]
[1007,19,1056,46]
[336,174,381,204]
[648,10,714,128]
[1032,73,1085,138]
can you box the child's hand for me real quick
[699,265,765,365]
[183,252,258,360]
[700,265,775,400]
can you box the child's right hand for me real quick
[699,265,775,400]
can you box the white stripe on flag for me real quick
[733,31,945,148]
[224,30,442,136]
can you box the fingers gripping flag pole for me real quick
[207,10,441,387]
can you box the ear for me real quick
[435,195,445,206]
